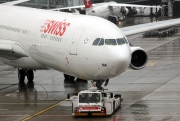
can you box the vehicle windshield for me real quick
[79,93,100,103]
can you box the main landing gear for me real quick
[64,74,75,80]
[92,79,109,90]
[108,16,118,24]
[18,69,34,87]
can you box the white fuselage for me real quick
[86,1,121,19]
[0,5,131,80]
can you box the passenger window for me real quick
[92,38,100,45]
[98,38,104,46]
[117,38,125,45]
[105,39,117,45]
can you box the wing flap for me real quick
[0,39,29,60]
[121,18,180,36]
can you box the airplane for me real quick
[52,0,161,24]
[0,0,180,90]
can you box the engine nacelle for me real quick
[130,47,148,70]
[133,8,140,15]
[121,7,129,15]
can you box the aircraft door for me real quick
[70,29,84,55]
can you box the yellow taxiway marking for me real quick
[147,61,158,66]
[22,100,66,121]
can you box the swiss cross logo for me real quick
[84,0,92,8]
[40,19,70,36]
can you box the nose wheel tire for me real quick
[93,79,109,90]
[18,69,25,83]
[96,81,104,90]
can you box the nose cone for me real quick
[107,45,131,77]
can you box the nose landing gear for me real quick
[92,79,109,90]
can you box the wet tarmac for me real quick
[1,17,180,121]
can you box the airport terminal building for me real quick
[0,0,159,8]
[0,0,180,16]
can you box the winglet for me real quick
[84,0,92,8]
[2,0,30,6]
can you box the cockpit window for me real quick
[117,38,126,45]
[105,39,117,45]
[98,38,104,46]
[92,38,100,45]
[123,37,128,44]
[93,38,128,46]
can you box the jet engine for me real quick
[130,47,148,70]
[133,8,140,15]
[121,7,129,15]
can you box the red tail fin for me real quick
[84,0,92,8]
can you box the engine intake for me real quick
[130,47,148,70]
[121,7,129,15]
[133,8,140,15]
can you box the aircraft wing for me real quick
[51,5,86,11]
[121,18,180,36]
[109,3,161,8]
[51,4,95,11]
[2,0,30,5]
[0,39,29,60]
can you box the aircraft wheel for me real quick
[27,70,34,87]
[64,74,75,80]
[77,78,87,83]
[112,17,117,24]
[95,80,104,90]
[111,17,115,24]
[108,16,112,21]
[108,16,114,23]
[18,69,25,83]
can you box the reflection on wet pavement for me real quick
[148,38,180,61]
